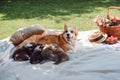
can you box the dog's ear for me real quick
[64,24,68,30]
[73,26,78,32]
[74,26,78,36]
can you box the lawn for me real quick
[0,0,120,39]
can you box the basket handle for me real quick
[107,6,120,20]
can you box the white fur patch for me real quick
[35,45,41,51]
[24,43,33,47]
[64,27,75,42]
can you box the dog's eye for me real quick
[66,31,68,33]
[71,31,73,33]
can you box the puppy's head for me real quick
[24,42,37,53]
[12,48,29,61]
[34,44,45,53]
[30,44,45,64]
[54,47,69,64]
[41,44,55,61]
[13,53,29,61]
[63,24,78,42]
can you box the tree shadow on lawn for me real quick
[0,0,120,20]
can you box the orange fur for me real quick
[16,24,78,53]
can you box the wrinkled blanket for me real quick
[0,30,120,80]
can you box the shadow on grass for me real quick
[0,0,120,20]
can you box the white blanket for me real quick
[0,30,120,80]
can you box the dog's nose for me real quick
[67,34,70,37]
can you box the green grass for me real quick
[0,0,120,39]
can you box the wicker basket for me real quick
[99,6,120,38]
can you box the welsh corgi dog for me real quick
[16,24,78,53]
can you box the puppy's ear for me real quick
[64,24,67,30]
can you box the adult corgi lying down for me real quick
[16,24,78,53]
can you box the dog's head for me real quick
[13,53,29,61]
[12,48,29,61]
[24,43,37,53]
[63,24,78,42]
[24,42,39,57]
[41,44,55,61]
[30,44,45,64]
[34,44,45,53]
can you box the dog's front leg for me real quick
[66,45,76,54]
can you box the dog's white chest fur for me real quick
[66,40,77,54]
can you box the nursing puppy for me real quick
[54,46,69,64]
[12,43,37,61]
[41,45,55,62]
[30,44,55,64]
[41,44,69,64]
[30,44,45,64]
[16,24,78,53]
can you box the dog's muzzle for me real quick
[66,34,71,41]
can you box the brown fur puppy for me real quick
[54,47,69,64]
[41,44,69,64]
[12,43,37,61]
[41,45,55,63]
[30,44,45,64]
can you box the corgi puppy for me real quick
[12,43,37,61]
[52,44,69,64]
[16,24,78,53]
[41,44,55,62]
[41,44,69,64]
[24,42,38,57]
[30,44,45,64]
[30,44,54,64]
